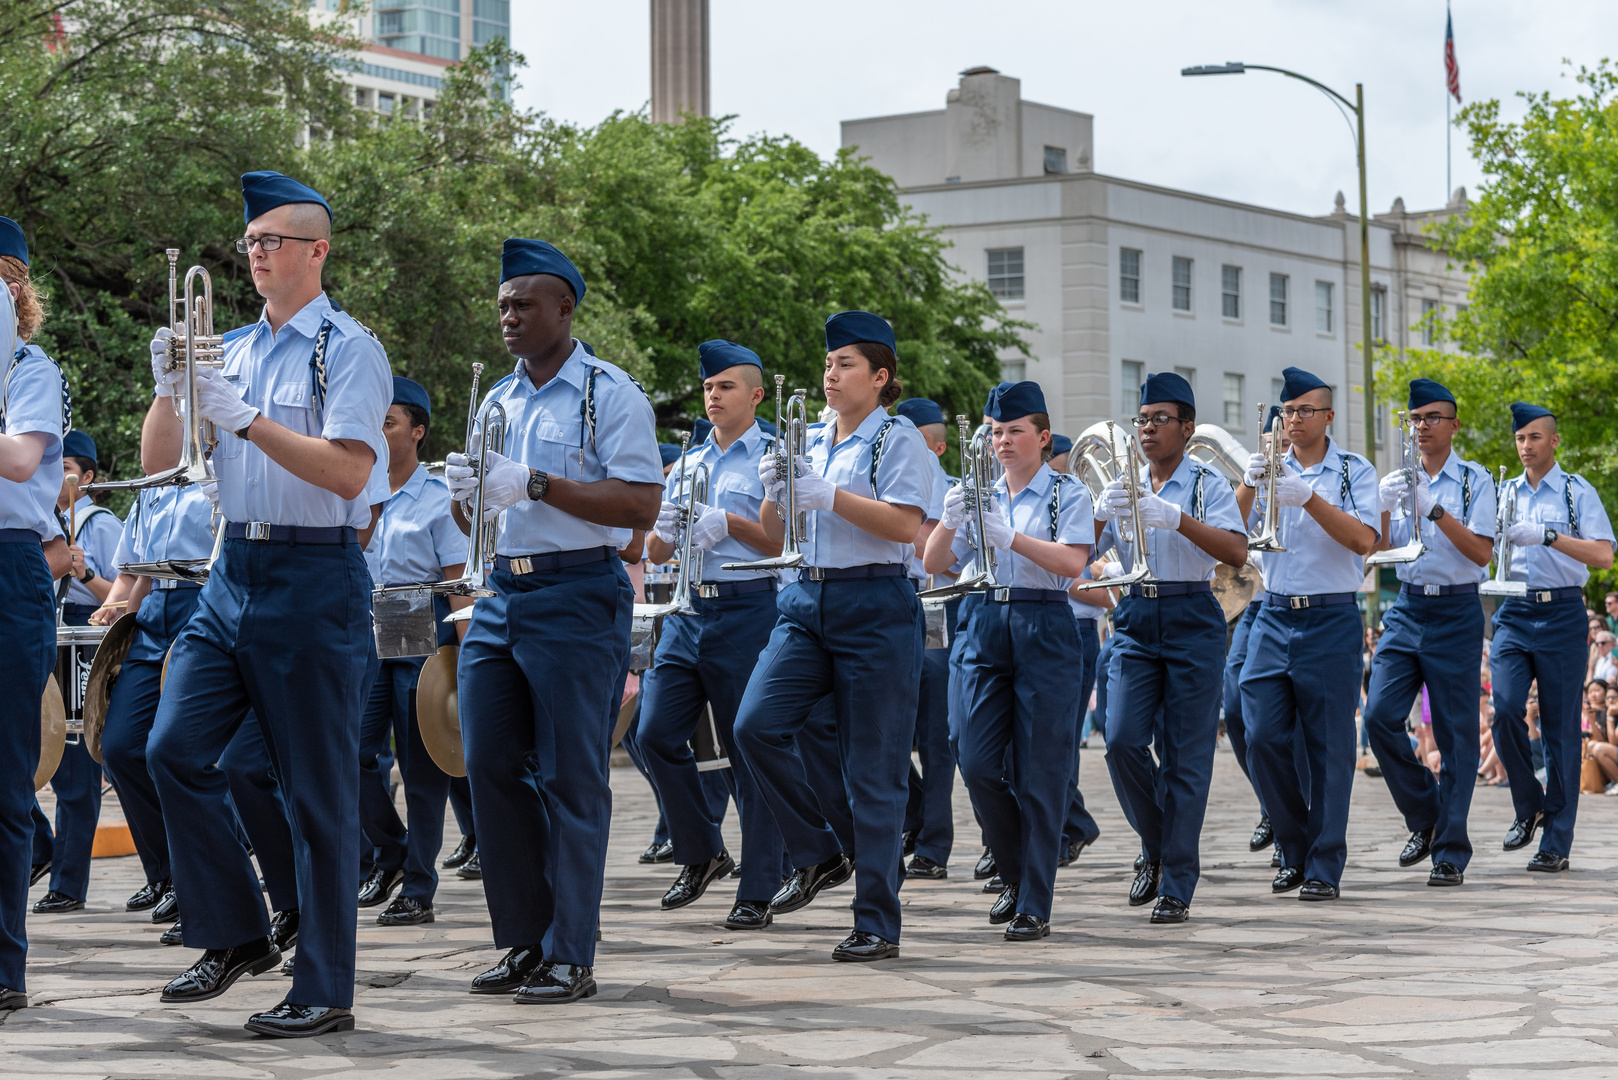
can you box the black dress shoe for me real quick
[1503,811,1544,851]
[1059,836,1096,867]
[724,900,772,930]
[1249,815,1273,852]
[661,852,735,910]
[1428,861,1464,886]
[515,962,596,1003]
[1133,852,1147,873]
[638,839,675,864]
[151,887,179,924]
[0,987,26,1010]
[1270,845,1283,869]
[1004,912,1049,940]
[270,909,299,953]
[1129,862,1161,907]
[470,945,543,994]
[832,930,898,961]
[1298,879,1339,901]
[902,829,917,857]
[377,896,435,926]
[442,835,476,870]
[1527,851,1569,873]
[357,865,405,908]
[1151,896,1189,924]
[28,861,49,887]
[161,917,184,946]
[1398,827,1434,867]
[245,1000,355,1038]
[982,873,1006,894]
[126,878,170,912]
[973,848,996,880]
[769,853,852,914]
[32,890,83,914]
[1271,866,1304,893]
[456,851,482,880]
[281,956,294,976]
[989,883,1020,924]
[905,855,947,879]
[160,938,279,1002]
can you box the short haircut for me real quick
[739,365,764,390]
[284,201,332,243]
[402,403,430,448]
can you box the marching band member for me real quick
[1488,402,1615,871]
[1237,367,1379,902]
[1059,558,1110,866]
[1097,373,1247,923]
[0,217,68,1010]
[925,381,1093,939]
[1363,379,1496,885]
[446,239,661,1004]
[141,171,391,1037]
[640,340,787,930]
[732,310,933,962]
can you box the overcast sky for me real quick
[508,1,1612,219]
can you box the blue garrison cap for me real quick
[691,418,714,444]
[1510,401,1555,432]
[896,398,946,428]
[825,310,896,354]
[1407,378,1455,410]
[501,239,586,302]
[0,217,26,266]
[392,376,431,418]
[240,171,331,226]
[985,381,1047,421]
[1049,433,1073,457]
[1280,366,1329,402]
[659,443,683,468]
[698,339,762,380]
[62,430,97,466]
[1263,405,1282,433]
[1141,371,1195,410]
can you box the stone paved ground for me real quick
[8,744,1618,1079]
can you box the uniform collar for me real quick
[512,340,591,395]
[1138,452,1198,493]
[1288,436,1343,476]
[1430,449,1464,484]
[706,419,764,457]
[821,406,890,447]
[256,291,333,342]
[395,462,430,501]
[1520,461,1567,494]
[998,461,1056,499]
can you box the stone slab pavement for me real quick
[8,743,1618,1079]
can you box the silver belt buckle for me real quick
[1533,590,1552,603]
[1139,583,1159,599]
[509,556,533,575]
[1423,584,1441,596]
[991,587,1010,602]
[805,567,826,582]
[244,521,271,541]
[1289,595,1309,610]
[698,584,718,599]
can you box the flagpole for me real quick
[1446,2,1452,201]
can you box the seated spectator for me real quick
[1594,632,1618,684]
[1606,592,1618,636]
[1584,680,1618,789]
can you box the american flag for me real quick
[1445,9,1462,103]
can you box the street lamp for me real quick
[1183,62,1377,470]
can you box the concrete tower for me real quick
[650,0,709,123]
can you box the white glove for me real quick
[1274,464,1315,507]
[757,452,785,503]
[1378,471,1410,514]
[150,328,182,397]
[979,499,1015,552]
[1095,478,1126,522]
[653,500,681,545]
[444,451,476,500]
[1137,492,1182,531]
[940,484,968,530]
[198,477,220,513]
[1506,520,1547,548]
[1244,452,1269,489]
[689,502,729,551]
[1413,469,1436,518]
[479,451,532,518]
[1102,560,1124,579]
[193,366,259,434]
[790,465,837,512]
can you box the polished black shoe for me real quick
[126,878,170,912]
[1128,862,1161,907]
[982,873,1006,894]
[1503,811,1544,851]
[724,900,772,930]
[151,887,179,924]
[1248,815,1273,852]
[1004,912,1049,941]
[161,917,185,946]
[160,937,279,1002]
[973,847,996,880]
[1527,851,1570,873]
[245,1000,355,1038]
[1150,896,1190,924]
[769,854,852,914]
[901,829,917,857]
[456,851,482,880]
[515,962,596,1003]
[988,883,1020,924]
[1133,852,1147,873]
[1298,879,1339,901]
[1271,866,1304,893]
[1398,827,1434,867]
[32,890,83,914]
[377,896,434,926]
[0,987,26,1010]
[357,865,405,908]
[470,945,543,994]
[832,930,898,961]
[1270,845,1283,869]
[28,861,49,887]
[661,852,735,910]
[442,835,476,870]
[270,909,299,953]
[905,855,947,880]
[281,957,294,976]
[638,839,675,864]
[1428,861,1464,886]
[1059,836,1096,867]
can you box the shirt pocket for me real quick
[713,470,762,514]
[268,379,319,438]
[524,416,584,479]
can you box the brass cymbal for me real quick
[82,614,139,765]
[1213,560,1262,622]
[417,644,465,778]
[38,674,66,791]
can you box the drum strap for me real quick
[72,504,113,543]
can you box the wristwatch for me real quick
[526,469,550,502]
[1544,527,1559,547]
[1426,503,1446,523]
[79,567,94,584]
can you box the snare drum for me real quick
[643,570,677,607]
[55,624,107,737]
[630,603,668,674]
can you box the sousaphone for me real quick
[37,674,66,790]
[417,643,465,778]
[81,614,140,764]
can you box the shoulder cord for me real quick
[1,344,71,435]
[868,416,899,493]
[579,365,654,474]
[1565,474,1582,538]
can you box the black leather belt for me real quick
[1263,590,1357,610]
[1121,581,1212,599]
[495,546,616,576]
[0,528,38,543]
[802,564,906,582]
[226,522,357,545]
[153,579,203,591]
[1401,582,1479,597]
[986,587,1068,603]
[1519,585,1584,604]
[696,578,775,599]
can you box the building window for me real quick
[1223,373,1245,428]
[1371,286,1386,342]
[986,247,1025,301]
[1171,257,1192,312]
[1421,298,1438,345]
[1119,248,1141,304]
[1173,366,1196,400]
[1269,273,1288,326]
[1221,265,1241,319]
[377,92,395,114]
[1000,360,1026,382]
[1121,360,1143,416]
[1315,281,1334,333]
[1043,145,1067,175]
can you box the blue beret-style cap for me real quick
[1280,366,1329,401]
[0,216,27,266]
[240,171,331,226]
[1141,371,1195,410]
[501,238,586,303]
[985,380,1047,421]
[691,418,714,444]
[1510,401,1555,432]
[62,430,97,466]
[697,339,762,380]
[824,310,896,354]
[896,398,946,428]
[1407,378,1455,410]
[659,443,683,468]
[392,376,431,418]
[1049,433,1073,457]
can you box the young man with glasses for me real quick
[1360,379,1496,886]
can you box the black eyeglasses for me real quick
[234,234,321,253]
[1281,405,1325,420]
[1408,413,1458,428]
[1130,412,1185,429]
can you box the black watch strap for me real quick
[526,470,549,501]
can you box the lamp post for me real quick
[1182,62,1377,471]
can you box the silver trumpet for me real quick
[1481,465,1527,597]
[1366,409,1427,566]
[1073,421,1152,592]
[666,432,710,616]
[919,416,1002,600]
[724,374,807,572]
[1247,402,1286,553]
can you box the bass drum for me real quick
[37,674,66,791]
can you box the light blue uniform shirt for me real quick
[1258,437,1380,596]
[665,419,774,583]
[1504,463,1615,590]
[1386,450,1496,587]
[1,302,66,540]
[214,293,391,530]
[485,343,662,556]
[63,495,121,606]
[1097,454,1245,583]
[801,409,934,570]
[114,484,216,568]
[909,454,953,582]
[367,464,466,588]
[951,463,1093,590]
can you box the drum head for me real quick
[417,644,466,778]
[82,615,139,765]
[37,675,66,791]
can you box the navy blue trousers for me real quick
[149,538,369,1008]
[906,595,958,866]
[1060,617,1101,850]
[734,575,922,944]
[460,557,630,965]
[1241,601,1362,887]
[1222,600,1262,797]
[1490,596,1587,858]
[1364,590,1483,870]
[0,539,53,991]
[796,695,855,856]
[449,775,475,840]
[957,597,1081,921]
[1105,591,1225,904]
[33,605,102,902]
[619,699,670,847]
[360,655,452,903]
[217,713,300,914]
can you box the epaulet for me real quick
[326,308,380,344]
[221,325,256,345]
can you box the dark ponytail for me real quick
[851,342,903,408]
